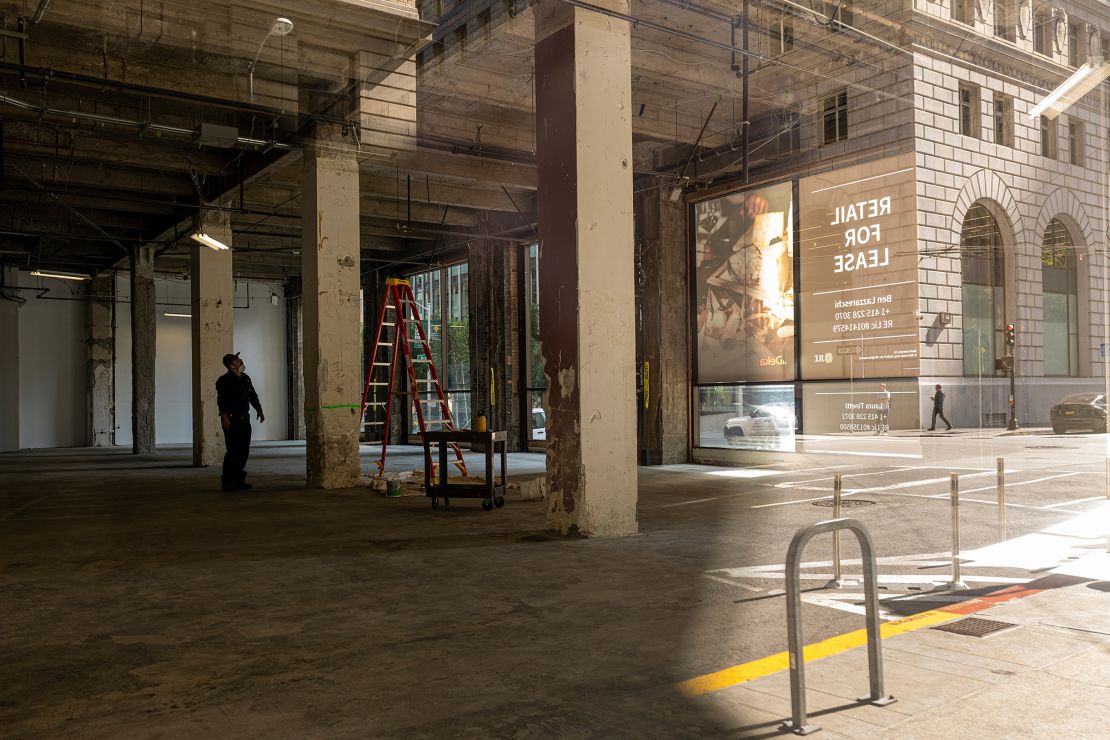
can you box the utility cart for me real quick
[422,429,508,511]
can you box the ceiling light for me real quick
[1030,62,1110,119]
[164,312,192,318]
[190,232,231,251]
[31,269,91,281]
[271,17,294,36]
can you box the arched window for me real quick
[1033,5,1053,56]
[961,203,1006,376]
[1042,218,1079,376]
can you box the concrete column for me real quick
[302,130,361,488]
[191,210,234,467]
[638,184,690,465]
[534,0,637,536]
[87,274,114,447]
[0,268,19,451]
[469,239,513,446]
[130,245,157,455]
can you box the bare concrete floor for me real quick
[7,439,1109,737]
[2,443,757,738]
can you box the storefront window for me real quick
[407,263,470,431]
[696,385,796,452]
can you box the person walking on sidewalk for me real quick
[876,382,891,435]
[928,383,952,431]
[216,352,265,492]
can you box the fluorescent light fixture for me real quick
[1029,62,1110,120]
[190,232,230,251]
[31,269,91,281]
[163,312,192,318]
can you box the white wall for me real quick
[9,270,88,449]
[115,274,289,446]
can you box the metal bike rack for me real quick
[780,517,896,735]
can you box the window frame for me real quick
[821,89,848,145]
[959,83,980,139]
[1068,119,1085,166]
[1040,115,1058,158]
[993,93,1014,147]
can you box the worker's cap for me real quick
[222,352,240,368]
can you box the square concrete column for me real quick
[87,274,114,447]
[535,0,638,536]
[302,132,361,488]
[638,183,690,465]
[191,210,234,467]
[130,245,157,455]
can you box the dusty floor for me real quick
[2,443,761,738]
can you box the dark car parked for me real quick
[1050,393,1107,434]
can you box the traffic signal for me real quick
[1005,323,1016,349]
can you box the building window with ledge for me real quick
[993,94,1013,147]
[821,90,848,144]
[952,0,973,26]
[1034,6,1053,55]
[769,14,794,56]
[1041,115,1057,158]
[961,203,1007,377]
[959,83,980,138]
[1068,21,1082,66]
[1042,219,1080,376]
[1068,119,1085,165]
[995,0,1015,41]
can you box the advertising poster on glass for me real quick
[801,379,920,436]
[799,153,919,380]
[694,181,795,383]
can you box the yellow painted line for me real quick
[677,609,962,698]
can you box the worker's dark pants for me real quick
[222,418,252,487]
[930,408,951,429]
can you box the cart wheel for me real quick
[482,499,494,511]
[494,496,505,508]
[431,497,439,510]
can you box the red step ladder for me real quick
[360,278,468,478]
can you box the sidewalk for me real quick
[699,570,1110,737]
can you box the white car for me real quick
[723,404,796,444]
[531,408,547,441]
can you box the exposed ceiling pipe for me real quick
[0,93,295,151]
[31,0,51,25]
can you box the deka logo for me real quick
[760,356,786,367]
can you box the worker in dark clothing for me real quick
[928,383,952,431]
[216,352,265,491]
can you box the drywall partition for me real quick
[114,274,288,447]
[13,270,89,449]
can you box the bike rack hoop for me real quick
[781,517,896,735]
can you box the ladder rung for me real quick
[377,342,391,347]
[381,321,396,326]
[413,359,431,363]
[373,362,390,367]
[364,421,385,426]
[366,381,389,386]
[365,402,387,407]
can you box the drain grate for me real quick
[813,499,875,508]
[931,617,1017,638]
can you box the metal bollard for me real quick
[997,457,1006,541]
[825,475,845,589]
[947,472,969,590]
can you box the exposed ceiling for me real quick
[0,0,910,281]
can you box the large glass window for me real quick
[697,384,796,451]
[524,243,545,442]
[1042,219,1079,377]
[407,263,470,431]
[961,203,1006,377]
